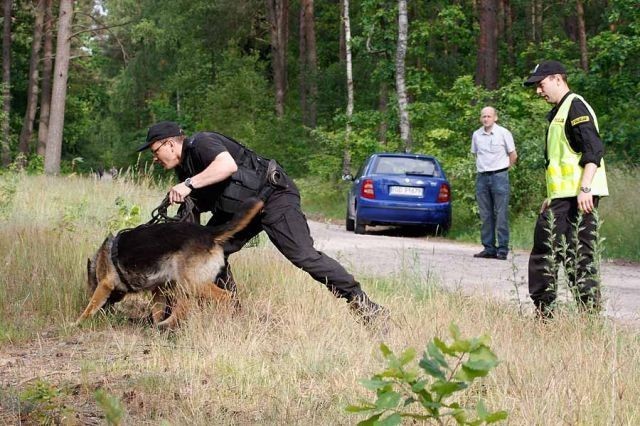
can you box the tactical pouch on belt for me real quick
[217,167,265,213]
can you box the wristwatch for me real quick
[184,177,195,190]
[580,186,591,193]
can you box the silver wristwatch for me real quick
[184,177,195,190]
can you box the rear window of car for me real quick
[372,156,439,177]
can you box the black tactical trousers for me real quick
[528,197,601,314]
[207,183,365,302]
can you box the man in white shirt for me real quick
[471,106,517,260]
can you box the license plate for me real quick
[389,186,423,197]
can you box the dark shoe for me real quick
[473,250,497,259]
[349,294,390,328]
[496,252,508,260]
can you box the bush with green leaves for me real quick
[107,197,143,232]
[95,388,126,426]
[19,379,74,424]
[347,324,507,425]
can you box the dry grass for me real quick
[1,174,639,425]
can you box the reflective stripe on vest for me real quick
[545,93,609,199]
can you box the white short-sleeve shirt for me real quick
[471,123,516,173]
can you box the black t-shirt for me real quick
[545,92,604,167]
[176,131,247,213]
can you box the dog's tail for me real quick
[212,198,264,244]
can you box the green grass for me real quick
[1,173,640,424]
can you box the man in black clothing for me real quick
[137,121,387,324]
[523,60,609,316]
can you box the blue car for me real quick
[345,153,452,235]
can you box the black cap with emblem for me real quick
[523,60,567,87]
[136,121,184,152]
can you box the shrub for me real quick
[347,323,507,425]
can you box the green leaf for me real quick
[449,323,461,340]
[378,413,403,426]
[345,403,377,413]
[419,357,446,380]
[476,399,488,419]
[375,391,402,410]
[448,339,472,353]
[358,413,382,426]
[411,379,427,392]
[455,365,489,381]
[360,379,390,390]
[427,341,449,368]
[451,407,467,424]
[485,411,509,423]
[430,380,467,397]
[398,347,417,365]
[433,337,456,356]
[380,343,393,358]
[469,346,499,365]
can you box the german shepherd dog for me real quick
[76,198,264,329]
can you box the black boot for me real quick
[348,293,390,328]
[215,262,242,312]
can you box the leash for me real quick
[147,195,199,224]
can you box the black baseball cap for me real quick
[523,60,567,86]
[136,121,184,152]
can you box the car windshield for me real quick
[372,157,438,177]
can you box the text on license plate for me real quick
[389,186,423,197]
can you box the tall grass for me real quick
[1,173,639,424]
[599,167,640,261]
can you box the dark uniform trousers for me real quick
[528,197,601,313]
[208,180,365,302]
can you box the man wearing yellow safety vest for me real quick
[523,60,608,317]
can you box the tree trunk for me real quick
[534,0,543,44]
[299,0,317,128]
[37,0,53,156]
[475,0,498,90]
[18,0,45,160]
[339,0,346,63]
[503,0,514,67]
[341,0,353,176]
[576,0,589,71]
[396,0,412,152]
[1,0,12,166]
[267,0,289,118]
[44,0,73,175]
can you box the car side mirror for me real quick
[342,173,354,181]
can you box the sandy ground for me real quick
[307,220,640,324]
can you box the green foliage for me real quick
[0,171,18,219]
[19,380,74,425]
[95,388,126,426]
[53,200,89,235]
[347,324,507,425]
[107,197,143,232]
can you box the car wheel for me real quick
[345,212,355,232]
[436,220,451,236]
[354,216,366,234]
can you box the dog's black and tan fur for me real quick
[77,198,264,329]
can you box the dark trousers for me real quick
[208,181,365,301]
[476,170,510,255]
[528,197,601,313]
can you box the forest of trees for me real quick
[1,0,639,217]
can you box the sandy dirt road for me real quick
[307,220,640,324]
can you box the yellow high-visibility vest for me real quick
[546,93,609,199]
